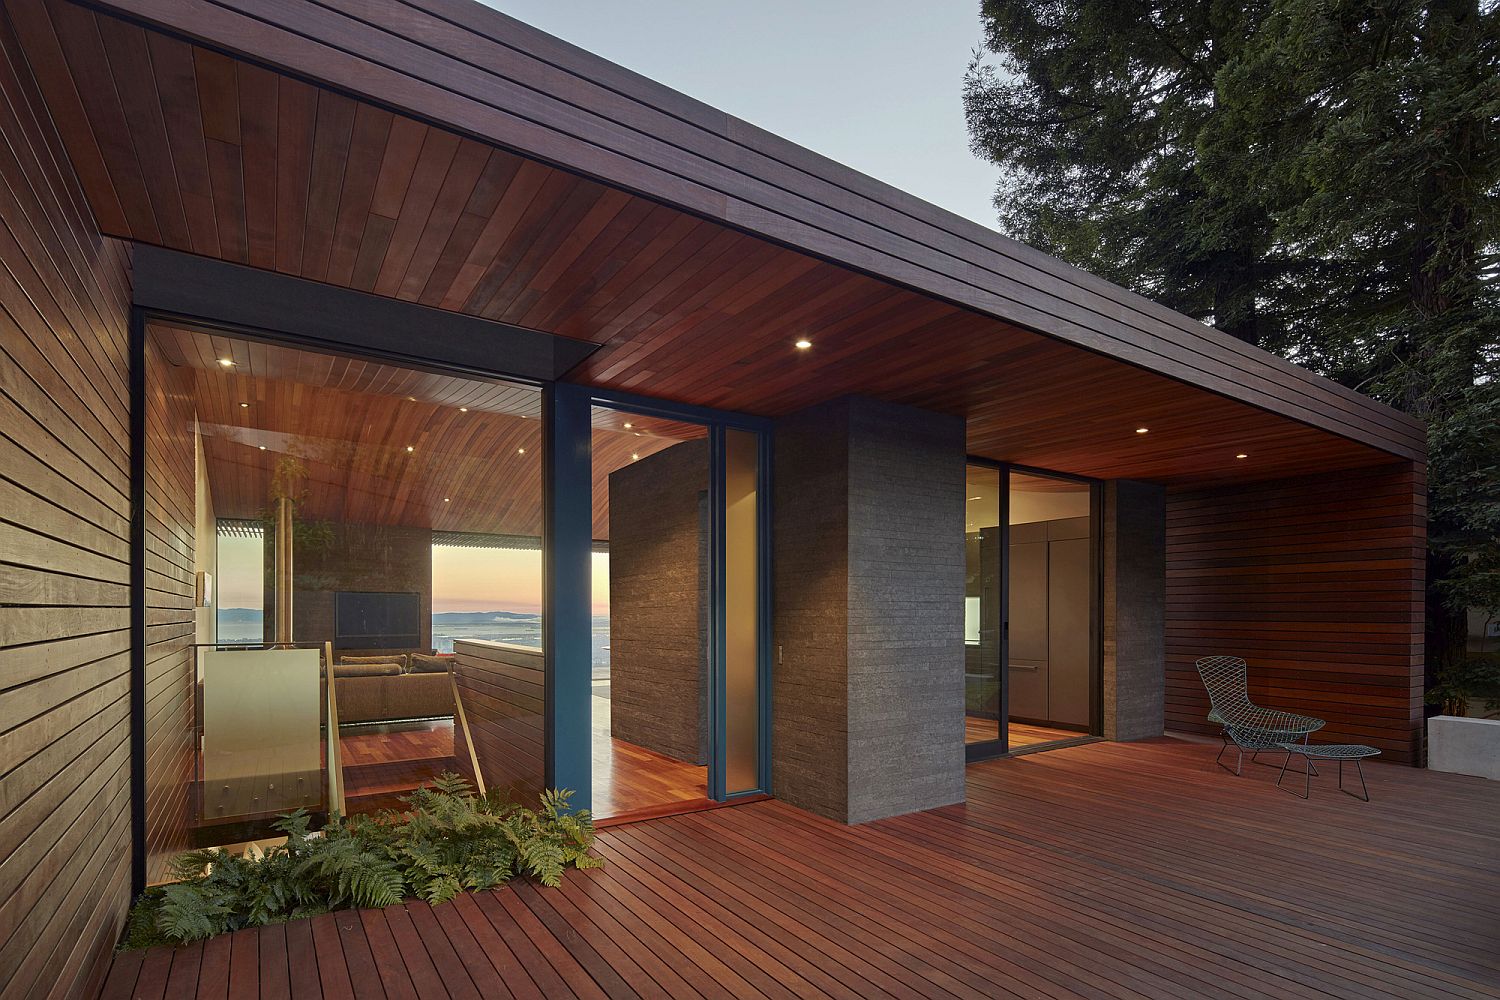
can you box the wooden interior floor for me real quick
[107,736,1500,999]
[328,707,708,821]
[592,691,706,820]
[965,714,1089,749]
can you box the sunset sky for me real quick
[431,546,611,616]
[215,541,612,615]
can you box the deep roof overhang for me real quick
[7,0,1425,486]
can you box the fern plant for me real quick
[122,777,599,949]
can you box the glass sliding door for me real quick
[585,405,769,819]
[1005,469,1098,751]
[965,461,1100,760]
[589,407,711,818]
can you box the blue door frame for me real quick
[545,384,774,811]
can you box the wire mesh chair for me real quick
[1195,656,1326,776]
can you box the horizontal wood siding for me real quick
[0,3,133,996]
[452,640,544,803]
[1165,463,1426,763]
[142,335,196,881]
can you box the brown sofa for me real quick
[333,654,454,724]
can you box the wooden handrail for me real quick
[448,660,487,797]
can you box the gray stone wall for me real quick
[289,521,433,654]
[607,439,710,764]
[772,401,851,820]
[1102,480,1166,741]
[773,397,966,824]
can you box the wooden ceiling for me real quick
[19,0,1411,486]
[150,324,687,538]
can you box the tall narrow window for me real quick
[724,428,761,793]
[965,465,1003,748]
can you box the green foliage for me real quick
[965,0,1500,668]
[122,776,598,949]
[1425,653,1500,715]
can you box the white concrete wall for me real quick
[1428,716,1500,780]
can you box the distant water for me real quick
[216,610,612,678]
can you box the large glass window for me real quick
[143,321,542,868]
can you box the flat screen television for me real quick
[334,591,420,651]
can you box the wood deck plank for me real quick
[111,738,1500,1000]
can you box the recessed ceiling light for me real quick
[258,445,266,451]
[459,407,468,413]
[517,447,525,455]
[794,339,812,350]
[217,358,235,367]
[443,497,450,503]
[623,422,633,429]
[1135,427,1149,434]
[406,445,415,453]
[1236,453,1248,459]
[239,402,249,408]
[408,396,417,402]
[631,453,639,461]
[968,495,982,501]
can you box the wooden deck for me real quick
[103,737,1500,999]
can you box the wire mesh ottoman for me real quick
[1275,743,1381,801]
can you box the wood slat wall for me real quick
[141,336,196,882]
[1165,464,1426,763]
[452,640,545,804]
[0,4,133,997]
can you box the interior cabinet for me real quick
[1007,516,1091,728]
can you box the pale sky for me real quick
[479,1,1002,230]
[215,535,263,609]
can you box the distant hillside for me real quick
[431,611,542,624]
[217,608,263,624]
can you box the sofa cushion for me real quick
[333,661,402,677]
[408,653,450,674]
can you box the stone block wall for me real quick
[773,397,966,823]
[607,439,710,764]
[1103,480,1166,740]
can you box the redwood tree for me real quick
[964,0,1499,669]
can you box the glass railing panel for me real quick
[199,644,326,824]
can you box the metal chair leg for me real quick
[1276,752,1309,798]
[1303,732,1319,777]
[1215,734,1244,776]
[1339,760,1370,801]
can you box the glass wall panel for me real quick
[143,321,543,866]
[589,407,710,818]
[724,428,761,793]
[1007,471,1095,750]
[965,465,1003,747]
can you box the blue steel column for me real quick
[543,382,593,809]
